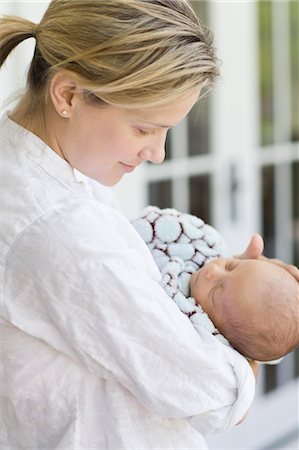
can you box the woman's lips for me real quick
[120,162,136,173]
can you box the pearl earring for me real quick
[61,110,68,117]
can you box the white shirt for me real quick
[0,114,255,449]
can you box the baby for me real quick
[189,256,298,361]
[132,206,299,362]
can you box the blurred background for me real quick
[1,1,298,448]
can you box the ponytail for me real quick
[0,16,36,67]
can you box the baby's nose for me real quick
[205,261,222,281]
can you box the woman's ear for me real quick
[49,71,80,118]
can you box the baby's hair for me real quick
[0,0,219,120]
[221,267,299,361]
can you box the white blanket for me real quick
[132,206,230,345]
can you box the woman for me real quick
[0,1,297,448]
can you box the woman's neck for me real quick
[10,93,47,142]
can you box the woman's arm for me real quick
[4,201,256,434]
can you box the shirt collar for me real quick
[0,113,87,185]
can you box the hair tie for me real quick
[33,23,40,39]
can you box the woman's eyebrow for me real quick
[146,122,172,128]
[133,119,172,128]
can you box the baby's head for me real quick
[190,258,299,361]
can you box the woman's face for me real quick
[49,88,200,186]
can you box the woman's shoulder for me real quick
[3,198,161,299]
[8,198,133,256]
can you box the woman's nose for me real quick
[150,144,166,164]
[140,135,166,164]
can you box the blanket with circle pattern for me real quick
[131,206,230,346]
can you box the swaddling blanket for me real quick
[132,206,230,345]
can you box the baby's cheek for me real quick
[190,285,201,304]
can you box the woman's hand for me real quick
[236,359,259,425]
[247,359,259,380]
[236,233,299,281]
[237,233,264,259]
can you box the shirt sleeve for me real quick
[3,200,255,434]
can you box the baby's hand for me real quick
[236,233,299,281]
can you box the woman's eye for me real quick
[136,127,156,137]
[137,128,151,136]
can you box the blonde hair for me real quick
[0,0,219,115]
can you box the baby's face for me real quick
[190,257,275,331]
